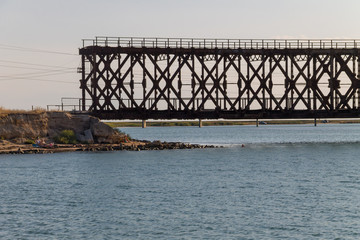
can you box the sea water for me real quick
[1,124,360,239]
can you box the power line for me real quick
[0,59,76,69]
[0,76,77,84]
[0,43,78,56]
[0,64,75,73]
[0,69,75,79]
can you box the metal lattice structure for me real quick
[79,37,360,120]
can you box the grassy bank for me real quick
[0,106,48,117]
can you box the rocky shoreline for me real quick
[0,111,218,155]
[0,140,217,155]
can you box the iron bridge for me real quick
[79,37,360,120]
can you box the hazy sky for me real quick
[1,0,360,109]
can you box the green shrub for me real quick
[54,130,77,144]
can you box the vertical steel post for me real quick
[178,55,182,110]
[130,54,134,108]
[167,53,170,111]
[201,55,205,110]
[191,54,195,110]
[330,54,334,110]
[92,53,97,111]
[118,53,122,110]
[269,56,273,110]
[142,54,147,109]
[358,56,360,109]
[154,55,158,110]
[81,54,86,111]
[246,56,250,110]
[262,55,265,110]
[335,56,338,108]
[216,53,219,108]
[313,55,317,111]
[285,55,289,110]
[353,55,356,109]
[106,54,110,110]
[307,55,311,110]
[290,55,294,109]
[238,55,242,110]
[224,55,227,109]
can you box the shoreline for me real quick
[0,140,216,155]
[0,111,218,155]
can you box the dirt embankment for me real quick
[0,112,126,154]
[0,112,125,143]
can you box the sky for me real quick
[1,0,360,109]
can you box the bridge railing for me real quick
[46,104,90,112]
[46,97,89,112]
[82,37,360,49]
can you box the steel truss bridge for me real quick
[79,37,360,120]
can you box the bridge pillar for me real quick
[199,119,203,128]
[142,119,147,128]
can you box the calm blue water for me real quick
[1,124,360,239]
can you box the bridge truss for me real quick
[79,37,360,119]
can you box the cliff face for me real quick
[0,112,124,144]
[0,113,48,140]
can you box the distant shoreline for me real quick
[106,119,360,128]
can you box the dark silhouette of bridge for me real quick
[79,37,360,120]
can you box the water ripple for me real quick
[1,125,360,238]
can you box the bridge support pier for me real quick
[142,119,147,128]
[199,119,203,128]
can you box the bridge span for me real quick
[79,37,360,120]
